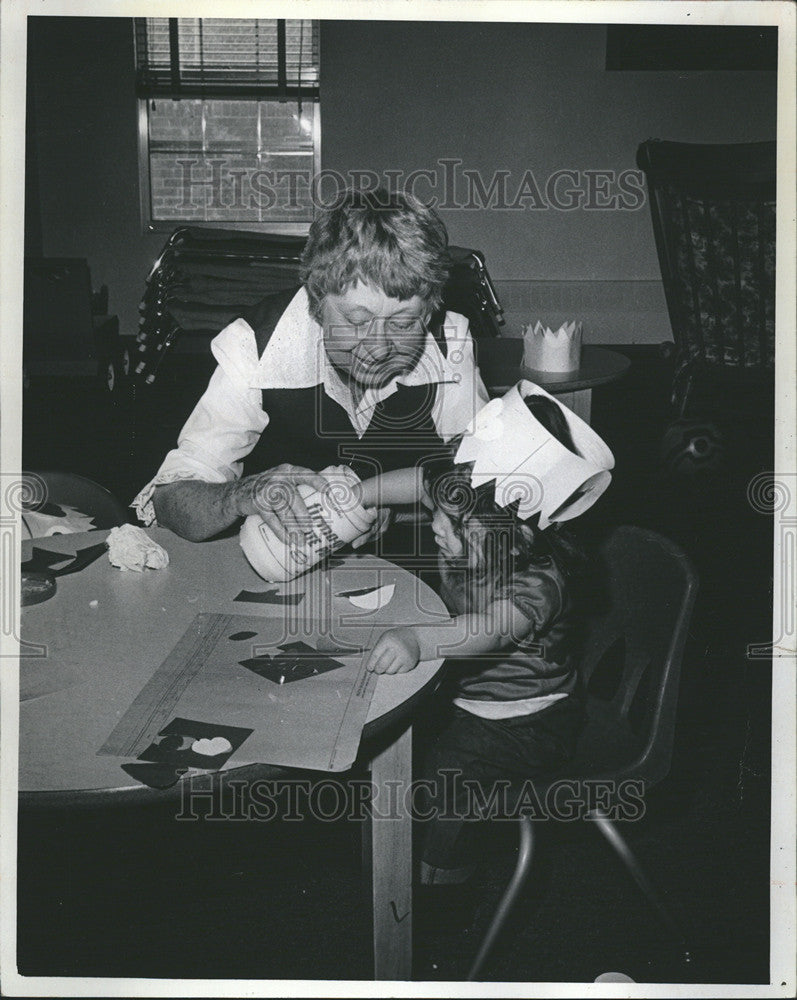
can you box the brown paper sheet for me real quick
[98,613,383,772]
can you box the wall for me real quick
[27,17,777,344]
[27,17,164,343]
[320,20,777,340]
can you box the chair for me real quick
[134,227,505,382]
[22,471,129,532]
[636,140,775,417]
[23,257,126,393]
[468,525,699,980]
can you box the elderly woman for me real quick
[133,188,488,544]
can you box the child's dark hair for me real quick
[424,395,585,598]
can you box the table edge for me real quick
[19,534,448,802]
[485,346,632,393]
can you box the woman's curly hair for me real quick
[300,187,450,323]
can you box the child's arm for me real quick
[365,600,533,674]
[346,467,430,551]
[355,467,426,509]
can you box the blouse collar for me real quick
[250,286,457,435]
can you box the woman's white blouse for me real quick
[132,287,489,525]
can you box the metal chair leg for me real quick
[589,810,691,962]
[467,817,535,981]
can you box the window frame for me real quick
[135,17,320,236]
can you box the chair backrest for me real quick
[24,471,129,531]
[441,247,505,339]
[579,526,699,785]
[136,228,506,381]
[636,139,775,375]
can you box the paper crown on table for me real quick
[453,380,614,529]
[522,320,582,373]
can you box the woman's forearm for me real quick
[152,464,334,542]
[152,480,243,541]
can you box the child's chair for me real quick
[467,525,699,980]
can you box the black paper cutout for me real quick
[22,542,106,577]
[337,584,382,598]
[234,589,305,605]
[121,762,191,789]
[51,542,107,577]
[239,642,346,684]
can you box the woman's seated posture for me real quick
[133,187,488,548]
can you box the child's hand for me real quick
[351,507,392,549]
[365,627,421,674]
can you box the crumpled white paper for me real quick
[107,524,169,572]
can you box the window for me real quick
[135,17,320,232]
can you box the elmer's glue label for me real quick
[239,477,372,583]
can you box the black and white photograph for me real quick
[1,0,794,994]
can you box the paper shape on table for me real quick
[336,584,381,598]
[23,546,78,572]
[51,542,107,577]
[120,762,203,790]
[278,640,322,655]
[31,501,66,518]
[21,504,96,540]
[99,612,379,772]
[235,589,305,605]
[137,716,253,770]
[22,541,107,577]
[192,736,232,756]
[339,582,395,610]
[239,640,346,684]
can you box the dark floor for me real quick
[17,346,775,984]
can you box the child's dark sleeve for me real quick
[497,564,566,637]
[438,554,468,615]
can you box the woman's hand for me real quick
[365,627,421,674]
[234,464,332,543]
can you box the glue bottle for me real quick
[239,468,373,582]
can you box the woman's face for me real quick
[321,282,429,389]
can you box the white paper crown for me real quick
[522,320,582,373]
[454,380,614,529]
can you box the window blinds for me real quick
[135,18,319,97]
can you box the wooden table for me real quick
[476,340,631,424]
[18,528,450,981]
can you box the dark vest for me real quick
[241,287,449,482]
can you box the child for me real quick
[355,380,615,883]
